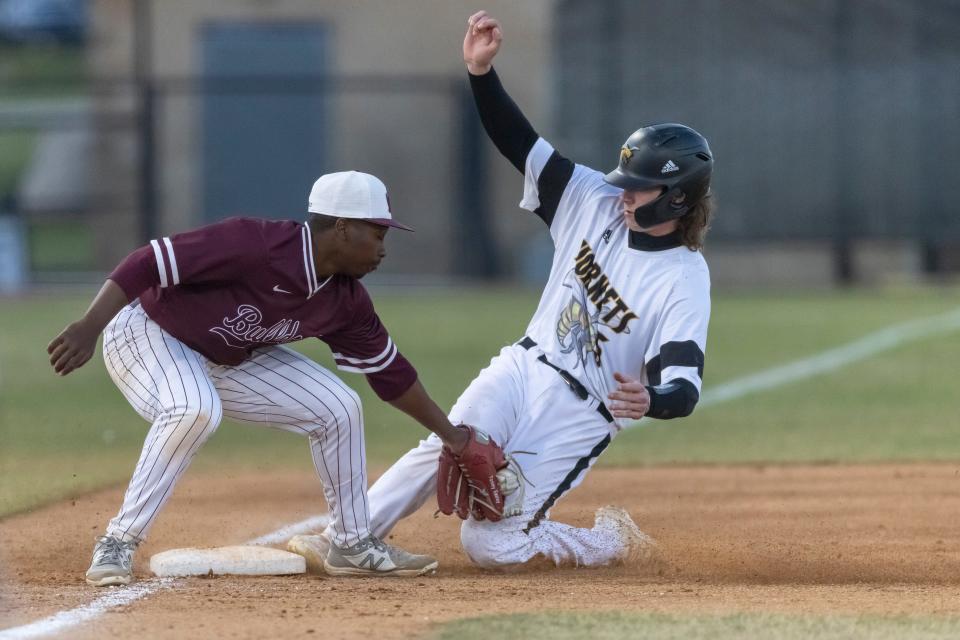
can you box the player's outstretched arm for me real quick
[463,11,539,173]
[47,279,128,376]
[393,378,508,522]
[388,379,469,453]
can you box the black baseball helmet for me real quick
[604,123,713,228]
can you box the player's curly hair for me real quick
[678,193,714,252]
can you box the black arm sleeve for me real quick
[644,379,700,420]
[469,67,539,173]
[470,67,575,227]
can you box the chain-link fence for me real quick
[1,71,503,283]
[556,0,960,277]
[5,1,960,288]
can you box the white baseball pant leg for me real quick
[356,343,526,540]
[210,344,371,548]
[102,304,371,547]
[359,344,626,568]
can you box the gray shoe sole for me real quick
[86,573,133,587]
[322,558,438,577]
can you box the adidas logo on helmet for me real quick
[603,123,713,228]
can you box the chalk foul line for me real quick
[0,514,329,640]
[0,579,176,640]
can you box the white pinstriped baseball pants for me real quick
[101,303,371,547]
[342,343,628,568]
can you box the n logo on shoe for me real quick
[357,553,386,570]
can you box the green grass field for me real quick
[3,284,960,638]
[0,42,87,98]
[0,130,36,198]
[3,285,959,517]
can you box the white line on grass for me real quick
[700,305,960,407]
[5,305,960,638]
[625,304,960,428]
[0,515,329,640]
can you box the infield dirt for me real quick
[3,464,960,639]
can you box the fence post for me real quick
[833,0,855,285]
[134,0,157,243]
[454,80,499,279]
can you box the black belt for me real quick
[518,337,614,423]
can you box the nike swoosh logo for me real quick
[273,285,292,294]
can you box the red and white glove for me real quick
[436,425,507,521]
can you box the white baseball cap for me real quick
[307,171,413,232]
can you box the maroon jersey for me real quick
[108,217,417,401]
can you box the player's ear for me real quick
[334,218,350,241]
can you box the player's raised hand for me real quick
[47,319,98,376]
[464,10,502,75]
[607,372,651,420]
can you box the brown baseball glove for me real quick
[436,425,507,521]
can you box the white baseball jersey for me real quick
[362,135,713,566]
[519,138,711,429]
[358,68,714,570]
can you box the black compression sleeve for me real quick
[469,67,539,173]
[645,379,700,419]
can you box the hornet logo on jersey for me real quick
[557,289,603,367]
[556,240,639,368]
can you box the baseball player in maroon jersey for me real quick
[48,171,498,584]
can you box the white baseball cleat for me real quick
[593,505,659,565]
[86,535,138,586]
[287,533,332,574]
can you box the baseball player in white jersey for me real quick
[47,171,508,585]
[287,11,714,570]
